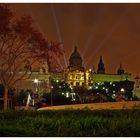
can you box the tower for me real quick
[40,61,49,74]
[97,56,105,74]
[66,46,85,87]
[117,64,125,75]
[69,46,83,68]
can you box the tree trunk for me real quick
[4,87,8,111]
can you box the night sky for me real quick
[10,3,140,78]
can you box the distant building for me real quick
[64,46,86,87]
[15,62,50,95]
[14,46,133,95]
[64,47,131,88]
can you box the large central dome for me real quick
[69,46,82,68]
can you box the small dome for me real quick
[69,46,82,67]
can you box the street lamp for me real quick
[120,88,125,92]
[50,86,53,106]
[34,78,39,84]
[32,78,39,106]
[33,78,39,95]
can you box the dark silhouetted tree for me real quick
[0,4,63,110]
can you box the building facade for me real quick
[15,46,132,95]
[64,47,131,88]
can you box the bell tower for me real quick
[40,61,48,74]
[97,56,105,74]
[117,64,125,75]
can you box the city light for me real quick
[66,92,69,98]
[89,86,92,89]
[121,88,125,92]
[95,86,98,89]
[89,69,92,72]
[105,88,108,93]
[34,78,38,83]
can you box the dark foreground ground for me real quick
[0,109,140,137]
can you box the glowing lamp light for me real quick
[66,92,69,98]
[95,86,98,89]
[89,69,92,72]
[120,88,125,92]
[89,86,92,89]
[105,88,108,93]
[34,79,38,83]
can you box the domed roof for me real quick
[70,46,81,59]
[69,46,82,67]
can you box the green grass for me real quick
[0,109,140,136]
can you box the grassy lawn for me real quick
[0,109,140,137]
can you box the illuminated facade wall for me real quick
[63,69,93,87]
[66,70,85,86]
[15,46,133,93]
[50,72,65,82]
[64,70,131,87]
[15,72,50,94]
[15,63,51,94]
[15,68,132,94]
[92,73,131,84]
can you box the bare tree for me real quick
[0,5,63,110]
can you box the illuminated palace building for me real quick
[63,46,131,88]
[16,46,133,95]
